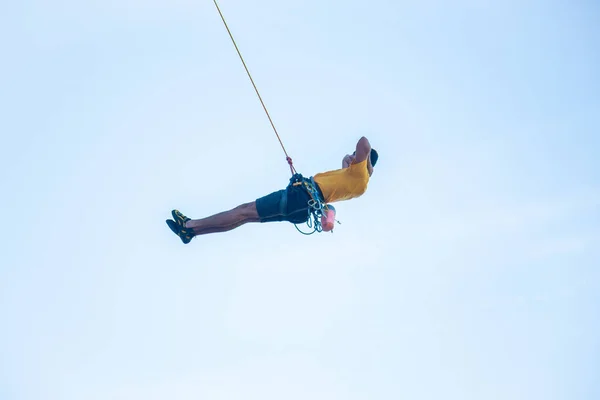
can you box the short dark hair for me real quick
[370,149,378,167]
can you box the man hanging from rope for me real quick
[165,136,378,244]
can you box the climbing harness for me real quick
[212,0,339,234]
[288,174,340,235]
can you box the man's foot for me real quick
[166,219,194,244]
[172,209,190,228]
[169,210,194,243]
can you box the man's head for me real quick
[351,148,378,177]
[353,149,379,167]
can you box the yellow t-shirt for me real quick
[313,159,370,203]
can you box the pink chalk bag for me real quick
[320,204,337,232]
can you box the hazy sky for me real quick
[1,1,599,399]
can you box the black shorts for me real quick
[255,183,323,224]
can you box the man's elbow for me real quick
[358,136,371,151]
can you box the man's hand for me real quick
[342,154,356,168]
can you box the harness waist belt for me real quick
[289,174,325,203]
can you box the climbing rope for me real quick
[212,1,340,235]
[212,0,296,175]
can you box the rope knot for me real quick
[286,156,296,175]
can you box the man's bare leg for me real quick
[185,202,261,236]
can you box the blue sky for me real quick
[1,0,599,399]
